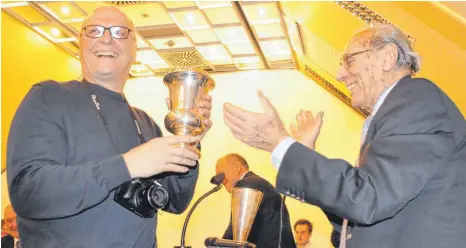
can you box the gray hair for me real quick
[359,23,421,73]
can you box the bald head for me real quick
[79,5,136,93]
[216,154,249,193]
[4,205,15,218]
[3,205,18,238]
[81,6,134,35]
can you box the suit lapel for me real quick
[358,76,412,166]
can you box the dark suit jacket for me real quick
[2,235,14,248]
[276,76,466,248]
[223,171,296,248]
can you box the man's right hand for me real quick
[290,110,324,150]
[123,135,200,178]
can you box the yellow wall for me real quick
[1,11,81,210]
[124,70,363,248]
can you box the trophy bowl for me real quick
[163,68,215,144]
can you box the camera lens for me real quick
[147,184,169,209]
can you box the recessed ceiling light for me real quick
[60,5,69,16]
[258,8,266,17]
[50,28,60,37]
[186,14,194,24]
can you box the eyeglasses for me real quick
[339,48,372,69]
[82,25,132,39]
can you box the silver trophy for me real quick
[231,187,263,242]
[163,68,215,147]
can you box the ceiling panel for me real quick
[203,6,240,25]
[253,22,284,38]
[195,1,232,9]
[185,28,219,44]
[196,44,233,65]
[149,36,194,50]
[2,1,296,74]
[163,1,197,10]
[169,10,210,30]
[214,26,249,44]
[39,2,85,21]
[242,2,280,25]
[225,42,255,55]
[121,2,174,27]
[259,39,292,61]
[8,5,50,23]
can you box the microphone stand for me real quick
[175,184,223,248]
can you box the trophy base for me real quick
[174,246,191,248]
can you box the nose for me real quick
[99,29,114,44]
[336,65,349,82]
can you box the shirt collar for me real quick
[239,171,249,180]
[372,80,399,115]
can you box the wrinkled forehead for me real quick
[82,7,132,28]
[344,30,374,53]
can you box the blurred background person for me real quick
[294,219,313,248]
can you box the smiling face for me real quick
[79,6,136,91]
[4,205,18,239]
[336,30,393,111]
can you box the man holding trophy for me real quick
[7,6,213,248]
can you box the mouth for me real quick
[347,82,357,91]
[94,51,118,58]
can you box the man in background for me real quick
[1,205,20,248]
[216,153,296,248]
[294,219,312,248]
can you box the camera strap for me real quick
[81,81,145,151]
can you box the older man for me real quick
[223,24,466,248]
[1,205,20,248]
[7,6,212,248]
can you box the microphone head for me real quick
[210,172,225,185]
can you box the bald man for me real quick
[2,205,19,248]
[216,154,296,248]
[7,6,213,247]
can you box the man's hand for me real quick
[123,135,200,178]
[223,91,289,152]
[290,110,324,150]
[166,94,213,143]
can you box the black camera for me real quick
[114,178,169,218]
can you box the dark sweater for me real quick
[7,80,199,247]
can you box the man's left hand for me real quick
[223,91,289,152]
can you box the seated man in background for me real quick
[1,205,20,248]
[294,219,312,248]
[216,153,296,248]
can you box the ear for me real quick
[381,43,398,71]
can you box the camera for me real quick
[114,178,169,218]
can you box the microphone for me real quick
[211,172,225,185]
[175,172,225,248]
[204,237,256,248]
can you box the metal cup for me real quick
[231,187,263,242]
[163,68,215,147]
